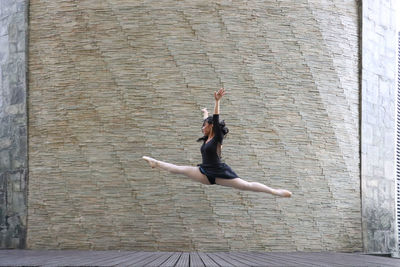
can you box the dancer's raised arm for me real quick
[201,108,209,120]
[214,88,226,115]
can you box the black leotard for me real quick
[198,114,238,184]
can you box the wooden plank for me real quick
[37,251,99,266]
[85,251,140,266]
[13,251,79,266]
[197,252,220,267]
[110,251,153,266]
[159,252,182,267]
[250,252,324,267]
[0,251,44,266]
[43,251,114,266]
[122,252,167,266]
[221,252,261,266]
[93,251,142,266]
[114,252,156,266]
[273,252,349,267]
[241,252,303,267]
[0,250,89,266]
[227,252,284,267]
[278,252,398,267]
[144,252,175,267]
[174,252,189,267]
[190,252,205,267]
[323,252,400,267]
[240,252,299,266]
[206,253,236,267]
[111,251,157,266]
[56,251,126,266]
[211,252,251,267]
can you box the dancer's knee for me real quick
[169,165,183,174]
[236,180,252,191]
[171,165,192,175]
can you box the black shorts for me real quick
[198,163,238,185]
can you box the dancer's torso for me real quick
[200,137,222,165]
[201,114,223,165]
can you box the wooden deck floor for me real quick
[0,250,399,266]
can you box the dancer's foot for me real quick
[142,156,158,168]
[274,189,292,197]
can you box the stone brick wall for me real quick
[0,0,28,249]
[27,0,361,251]
[361,0,398,255]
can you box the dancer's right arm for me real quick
[201,108,209,119]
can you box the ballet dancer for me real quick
[143,88,292,197]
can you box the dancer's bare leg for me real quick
[142,156,210,185]
[215,177,292,197]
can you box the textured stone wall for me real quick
[0,0,28,248]
[361,0,398,255]
[28,0,361,251]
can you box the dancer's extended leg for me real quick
[215,177,292,197]
[142,156,210,185]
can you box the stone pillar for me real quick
[0,0,28,249]
[361,0,398,255]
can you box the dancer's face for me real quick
[202,122,212,135]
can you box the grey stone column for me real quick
[0,0,28,249]
[361,0,398,255]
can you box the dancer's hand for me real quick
[201,108,209,119]
[214,88,226,101]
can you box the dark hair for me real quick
[197,116,229,142]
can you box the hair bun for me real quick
[220,120,229,136]
[197,116,229,142]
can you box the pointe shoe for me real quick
[275,189,292,198]
[142,156,158,168]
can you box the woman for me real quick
[143,88,292,197]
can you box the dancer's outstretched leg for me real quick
[215,177,292,197]
[142,156,210,185]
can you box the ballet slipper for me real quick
[142,156,158,168]
[274,189,292,198]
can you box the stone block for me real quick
[0,16,10,37]
[10,191,25,215]
[0,150,11,170]
[0,35,9,64]
[362,123,373,145]
[16,1,25,13]
[382,57,396,78]
[10,82,24,105]
[16,29,25,52]
[1,0,16,15]
[8,41,16,54]
[7,20,17,43]
[0,117,10,138]
[5,103,24,115]
[0,137,12,150]
[16,54,25,84]
[378,78,391,98]
[4,61,17,86]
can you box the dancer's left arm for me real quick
[213,88,226,142]
[213,88,226,115]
